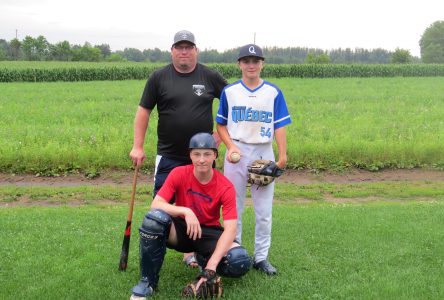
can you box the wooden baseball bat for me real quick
[118,166,139,271]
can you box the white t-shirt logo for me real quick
[193,85,205,96]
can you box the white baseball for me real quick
[230,152,241,163]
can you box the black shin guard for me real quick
[138,209,171,290]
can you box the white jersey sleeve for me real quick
[216,80,291,144]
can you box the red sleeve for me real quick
[157,168,180,203]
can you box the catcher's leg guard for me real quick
[132,209,171,296]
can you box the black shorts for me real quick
[154,156,190,197]
[167,217,223,258]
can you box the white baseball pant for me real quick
[223,140,275,262]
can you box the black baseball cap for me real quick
[238,44,264,61]
[173,30,195,46]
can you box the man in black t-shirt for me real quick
[130,30,227,195]
[129,30,228,270]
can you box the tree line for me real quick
[0,37,414,64]
[1,21,443,64]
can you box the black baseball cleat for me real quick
[253,260,277,275]
[130,277,154,300]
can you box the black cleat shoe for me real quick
[253,260,277,275]
[130,278,154,299]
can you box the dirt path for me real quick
[2,169,444,187]
[2,169,444,207]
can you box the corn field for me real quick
[1,62,444,82]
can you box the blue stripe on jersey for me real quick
[274,115,291,129]
[215,81,241,125]
[271,81,291,130]
[216,113,228,121]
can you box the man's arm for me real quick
[204,219,237,271]
[274,126,287,169]
[129,106,151,167]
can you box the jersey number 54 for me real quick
[260,127,272,138]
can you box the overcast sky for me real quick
[1,0,443,57]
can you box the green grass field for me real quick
[2,75,444,299]
[1,199,444,299]
[1,77,444,174]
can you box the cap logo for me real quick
[181,33,189,39]
[249,46,257,55]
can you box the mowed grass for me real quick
[1,200,444,299]
[1,77,444,174]
[2,179,444,204]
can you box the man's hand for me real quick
[194,269,216,291]
[129,147,146,167]
[184,208,202,240]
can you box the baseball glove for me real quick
[247,159,284,186]
[181,269,223,299]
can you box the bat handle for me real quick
[127,166,139,220]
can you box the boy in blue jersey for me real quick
[216,44,291,275]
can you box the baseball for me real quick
[230,152,241,163]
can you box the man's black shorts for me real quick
[167,217,223,258]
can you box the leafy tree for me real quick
[391,48,411,63]
[0,48,6,60]
[305,52,330,64]
[22,36,37,60]
[143,47,167,62]
[421,43,444,63]
[122,48,145,62]
[72,42,101,61]
[221,48,238,63]
[0,39,8,60]
[420,20,444,63]
[35,35,50,60]
[50,41,73,61]
[95,44,111,58]
[106,53,125,62]
[22,35,49,60]
[9,38,21,60]
[200,49,224,63]
[368,48,390,64]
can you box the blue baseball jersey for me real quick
[216,80,291,144]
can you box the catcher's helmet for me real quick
[189,132,217,151]
[217,246,252,277]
